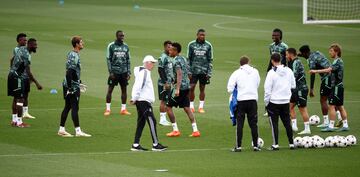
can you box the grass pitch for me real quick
[0,0,360,176]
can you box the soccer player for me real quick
[298,45,341,128]
[166,42,200,137]
[157,40,173,126]
[187,29,213,113]
[286,48,311,135]
[264,28,288,117]
[264,53,295,150]
[8,38,42,127]
[58,36,91,137]
[130,55,168,151]
[309,43,349,132]
[267,28,288,71]
[227,56,260,152]
[104,30,131,116]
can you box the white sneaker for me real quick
[292,126,298,132]
[76,131,92,137]
[23,112,36,119]
[159,119,171,126]
[297,129,311,135]
[263,112,268,117]
[58,131,74,137]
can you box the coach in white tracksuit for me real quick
[130,55,167,151]
[227,56,260,151]
[264,53,296,150]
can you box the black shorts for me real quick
[329,85,344,106]
[320,77,331,97]
[7,73,24,99]
[190,74,210,85]
[23,78,30,93]
[167,89,190,108]
[108,73,128,87]
[158,84,170,101]
[290,88,308,107]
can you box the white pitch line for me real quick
[0,148,220,158]
[0,100,359,112]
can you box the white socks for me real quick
[328,120,335,129]
[59,126,65,132]
[75,127,82,133]
[192,123,198,132]
[172,123,179,131]
[121,104,126,111]
[12,114,17,122]
[336,110,342,121]
[342,119,348,128]
[106,103,111,111]
[190,102,194,109]
[323,115,329,125]
[160,112,167,120]
[199,101,204,109]
[16,117,23,124]
[304,121,310,131]
[291,119,297,128]
[23,106,29,114]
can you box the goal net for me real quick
[303,0,360,24]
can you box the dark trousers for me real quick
[60,93,80,127]
[236,100,258,148]
[134,101,159,145]
[267,102,293,145]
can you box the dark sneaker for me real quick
[131,145,148,151]
[253,147,261,151]
[152,143,168,151]
[335,120,343,128]
[231,147,242,152]
[267,145,279,151]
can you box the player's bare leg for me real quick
[189,83,196,113]
[297,106,311,135]
[120,84,130,115]
[289,102,298,131]
[22,93,35,119]
[159,100,171,126]
[336,106,349,131]
[317,95,329,128]
[198,84,206,113]
[184,107,200,137]
[166,106,180,137]
[104,85,115,116]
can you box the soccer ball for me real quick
[325,136,335,147]
[346,135,357,146]
[335,136,347,148]
[313,137,325,148]
[301,136,313,148]
[294,137,303,148]
[251,137,264,148]
[309,115,320,125]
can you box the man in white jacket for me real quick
[130,55,167,151]
[227,56,260,152]
[264,53,296,150]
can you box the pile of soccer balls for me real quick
[294,135,357,148]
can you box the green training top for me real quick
[158,52,174,86]
[63,50,81,92]
[10,46,31,79]
[330,57,344,87]
[308,51,330,81]
[288,57,307,90]
[187,40,213,76]
[173,55,190,90]
[106,41,131,75]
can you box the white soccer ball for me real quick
[309,115,320,125]
[346,135,357,146]
[325,136,335,147]
[313,137,325,148]
[336,136,347,148]
[294,137,303,148]
[251,137,264,148]
[301,136,313,148]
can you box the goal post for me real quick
[303,0,360,24]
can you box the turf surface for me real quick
[0,0,359,176]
